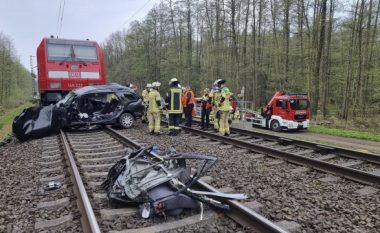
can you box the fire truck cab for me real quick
[251,91,310,131]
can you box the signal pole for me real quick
[30,55,37,96]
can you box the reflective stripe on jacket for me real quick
[167,87,183,114]
[147,90,161,112]
[219,87,232,111]
[210,89,221,108]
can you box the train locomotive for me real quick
[37,37,106,104]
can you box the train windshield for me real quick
[47,40,98,62]
[73,45,97,62]
[289,99,309,110]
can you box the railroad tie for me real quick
[315,154,337,161]
[100,208,137,220]
[293,149,314,156]
[339,160,363,167]
[108,212,215,233]
[34,214,73,230]
[37,197,70,209]
[275,220,301,233]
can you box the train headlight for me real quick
[50,82,61,88]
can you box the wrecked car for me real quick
[102,146,247,218]
[13,84,144,140]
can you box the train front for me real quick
[37,37,106,104]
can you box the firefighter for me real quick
[182,85,195,127]
[200,88,212,129]
[210,80,222,131]
[147,82,162,135]
[141,83,152,123]
[165,78,183,136]
[142,83,152,102]
[217,79,232,136]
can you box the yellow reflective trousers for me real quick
[219,111,230,135]
[147,112,161,133]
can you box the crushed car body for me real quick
[13,84,144,140]
[102,146,247,218]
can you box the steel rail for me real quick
[229,127,380,164]
[190,117,380,162]
[181,126,380,187]
[105,126,287,233]
[60,130,101,233]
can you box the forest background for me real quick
[0,0,379,132]
[102,0,380,131]
[0,33,33,115]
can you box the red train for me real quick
[37,37,106,104]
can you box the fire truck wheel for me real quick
[119,113,135,129]
[270,120,281,132]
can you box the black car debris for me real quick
[13,84,144,140]
[102,145,247,218]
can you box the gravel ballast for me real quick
[0,136,82,232]
[120,122,380,233]
[0,139,42,232]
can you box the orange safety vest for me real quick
[182,90,195,107]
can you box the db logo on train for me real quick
[69,72,80,78]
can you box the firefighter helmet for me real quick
[146,83,152,88]
[214,79,223,85]
[217,79,226,85]
[152,82,161,88]
[169,78,179,84]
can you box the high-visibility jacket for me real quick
[201,94,212,110]
[219,87,233,111]
[142,89,149,102]
[182,90,195,107]
[166,87,183,114]
[147,90,161,113]
[210,89,221,108]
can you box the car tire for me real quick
[119,113,134,129]
[270,120,281,132]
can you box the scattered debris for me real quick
[0,136,12,146]
[102,145,247,218]
[43,181,62,191]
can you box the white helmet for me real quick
[169,78,178,84]
[214,79,222,85]
[146,83,152,88]
[152,82,161,88]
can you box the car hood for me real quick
[12,105,61,140]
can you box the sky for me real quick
[0,0,161,70]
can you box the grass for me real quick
[309,124,380,142]
[0,101,35,140]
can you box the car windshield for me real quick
[56,91,75,107]
[47,41,98,62]
[289,99,308,110]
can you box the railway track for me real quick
[177,122,380,187]
[52,127,287,233]
[34,135,83,232]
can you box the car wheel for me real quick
[270,120,281,132]
[119,113,134,129]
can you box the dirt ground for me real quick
[232,121,380,154]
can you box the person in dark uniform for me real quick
[165,78,183,135]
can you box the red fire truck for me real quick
[251,91,310,131]
[37,37,106,104]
